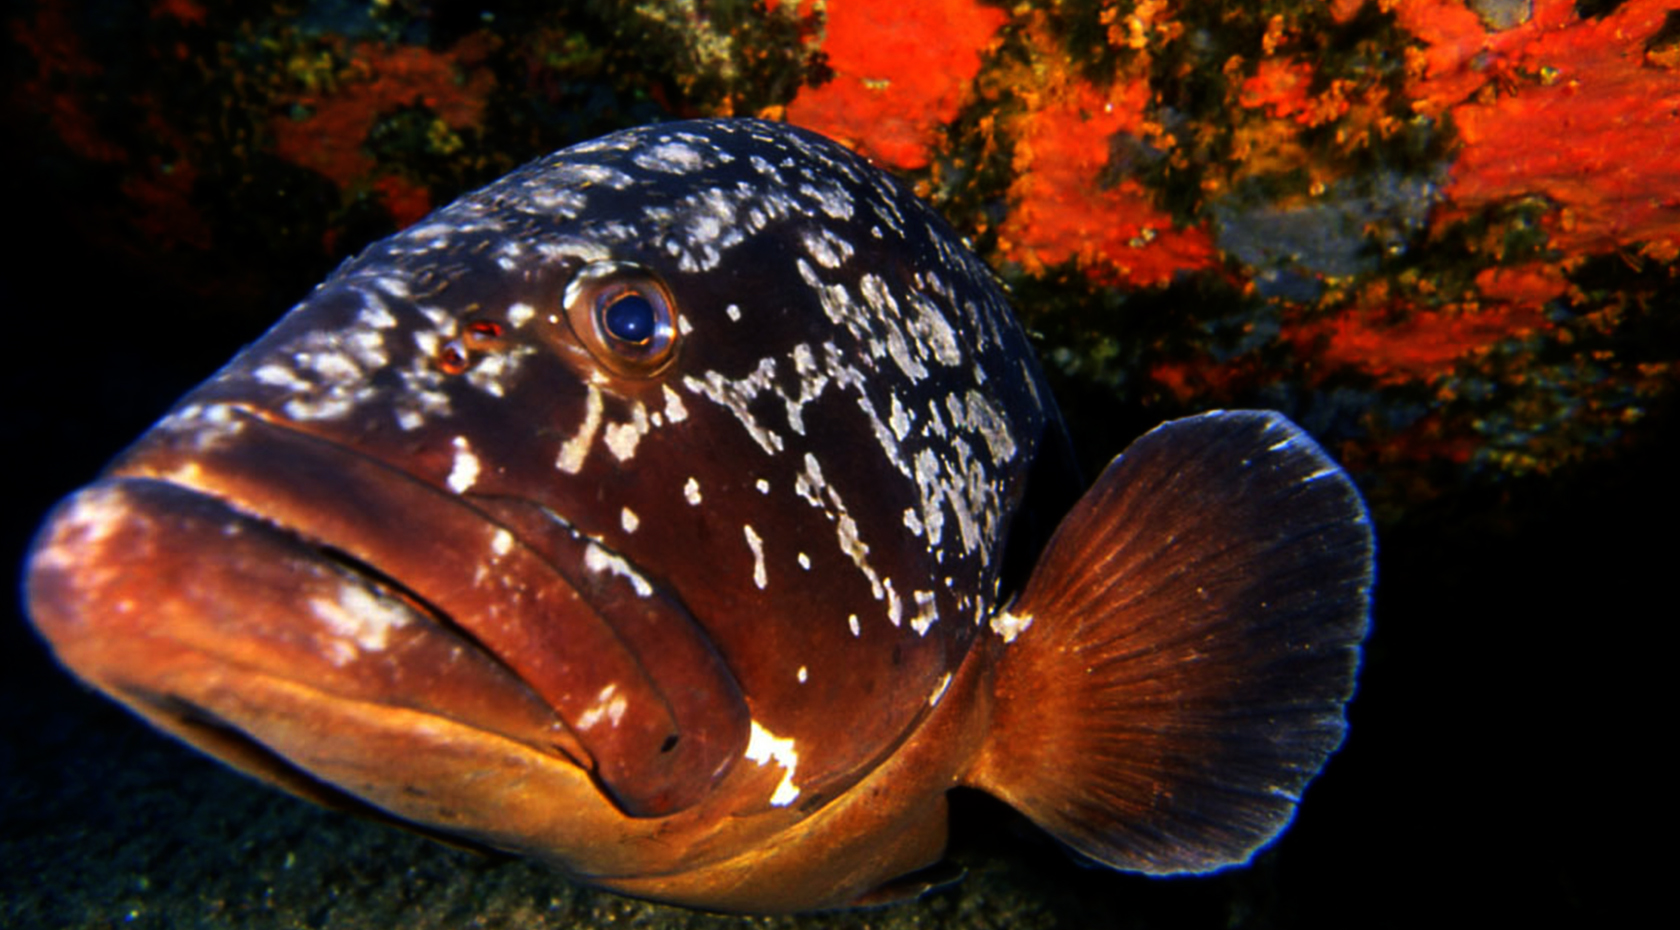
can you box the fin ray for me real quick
[969,410,1373,874]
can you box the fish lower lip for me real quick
[109,673,531,859]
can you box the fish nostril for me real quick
[436,318,507,375]
[660,734,680,753]
[464,319,504,345]
[436,338,471,375]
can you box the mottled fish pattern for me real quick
[26,119,1374,913]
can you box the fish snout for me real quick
[24,478,595,823]
[26,405,753,833]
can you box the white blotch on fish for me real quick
[556,385,604,474]
[447,436,479,494]
[989,610,1033,644]
[575,683,628,730]
[584,541,654,597]
[744,524,767,591]
[308,581,413,666]
[744,719,801,807]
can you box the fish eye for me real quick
[603,294,657,344]
[433,317,506,376]
[562,262,680,377]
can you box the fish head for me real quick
[25,120,1065,877]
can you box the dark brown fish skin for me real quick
[24,118,1372,913]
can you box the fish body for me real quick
[25,119,1373,913]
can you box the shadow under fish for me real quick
[24,118,1373,914]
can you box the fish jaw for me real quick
[23,476,613,847]
[599,635,1000,913]
[21,463,988,910]
[23,405,758,868]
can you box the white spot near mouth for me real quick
[491,528,514,557]
[30,484,134,574]
[447,436,480,494]
[744,719,801,807]
[576,683,628,730]
[158,403,247,450]
[309,582,413,666]
[584,541,653,597]
[848,614,861,637]
[683,476,702,505]
[796,665,808,683]
[744,524,767,590]
[621,507,639,534]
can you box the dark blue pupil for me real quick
[603,294,657,344]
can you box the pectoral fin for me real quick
[969,410,1374,873]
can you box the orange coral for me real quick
[9,3,126,164]
[996,77,1216,288]
[1474,263,1569,305]
[1394,0,1528,112]
[371,174,433,230]
[151,0,206,25]
[1404,0,1680,253]
[1239,57,1353,127]
[776,0,1007,169]
[119,156,212,251]
[1148,357,1257,404]
[1377,413,1478,466]
[270,42,493,193]
[1292,298,1551,387]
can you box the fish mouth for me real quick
[25,405,750,842]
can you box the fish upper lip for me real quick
[101,404,599,762]
[189,411,549,678]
